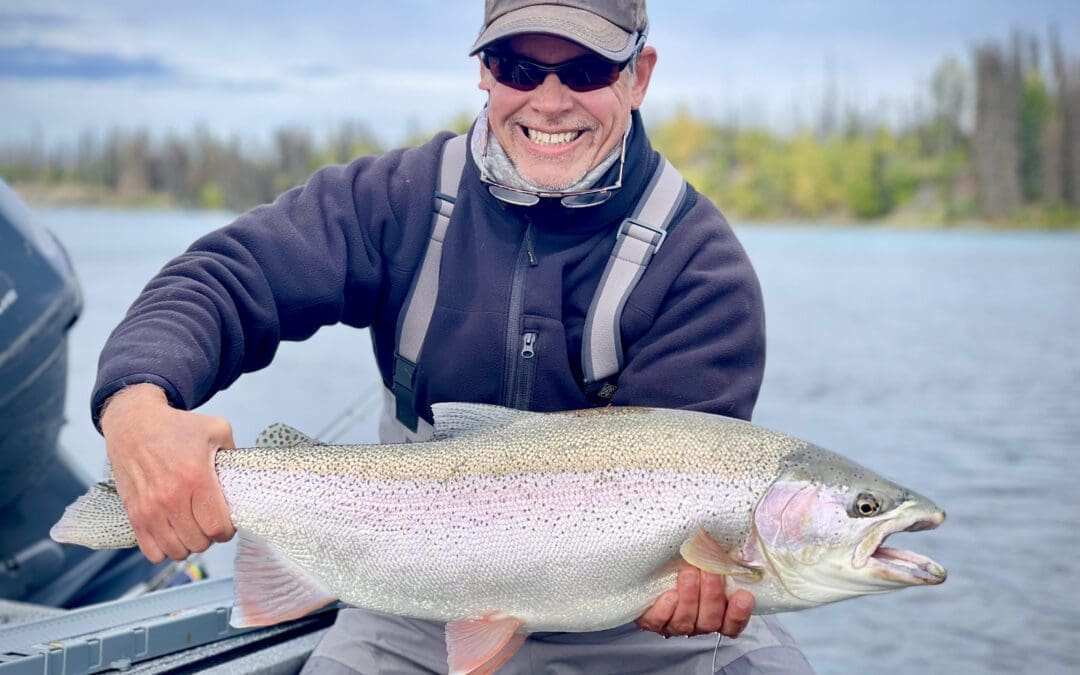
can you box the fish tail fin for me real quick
[49,466,137,549]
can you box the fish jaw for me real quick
[853,506,947,586]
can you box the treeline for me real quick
[0,122,389,211]
[2,31,1078,227]
[651,29,1079,226]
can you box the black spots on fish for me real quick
[849,492,882,518]
[254,423,318,448]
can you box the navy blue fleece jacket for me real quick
[92,114,765,428]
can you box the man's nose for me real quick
[531,72,573,114]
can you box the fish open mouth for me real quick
[854,513,947,585]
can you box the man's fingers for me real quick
[639,575,756,639]
[721,589,755,638]
[145,515,192,561]
[693,572,728,635]
[199,421,237,543]
[192,484,236,543]
[665,567,701,636]
[131,523,166,564]
[171,512,212,554]
[126,496,186,561]
[635,590,678,633]
[208,417,236,451]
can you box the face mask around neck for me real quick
[470,107,631,208]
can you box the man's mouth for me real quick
[524,127,583,146]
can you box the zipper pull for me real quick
[521,332,537,359]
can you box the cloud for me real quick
[0,44,176,80]
[0,10,77,30]
[290,64,341,78]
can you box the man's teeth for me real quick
[527,128,581,146]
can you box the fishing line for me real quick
[315,381,382,443]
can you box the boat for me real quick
[0,180,335,673]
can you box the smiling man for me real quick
[92,0,812,673]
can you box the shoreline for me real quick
[11,181,1079,231]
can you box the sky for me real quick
[2,0,1079,151]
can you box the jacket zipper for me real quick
[501,221,533,408]
[512,331,538,410]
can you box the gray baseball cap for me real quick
[469,0,648,62]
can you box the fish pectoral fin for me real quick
[254,422,324,447]
[230,532,337,628]
[680,527,764,581]
[445,613,528,675]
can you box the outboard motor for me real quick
[0,180,172,607]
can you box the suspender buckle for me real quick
[584,379,619,404]
[619,217,667,252]
[392,355,419,432]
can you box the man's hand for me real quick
[636,566,755,638]
[100,383,237,563]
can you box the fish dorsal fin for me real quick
[680,527,764,581]
[431,403,540,440]
[445,614,528,675]
[230,532,337,628]
[255,423,323,448]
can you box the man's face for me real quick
[479,33,656,191]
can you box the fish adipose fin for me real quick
[680,527,764,581]
[230,532,337,628]
[431,403,540,440]
[49,466,137,549]
[255,422,324,447]
[445,613,528,675]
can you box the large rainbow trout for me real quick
[52,403,946,674]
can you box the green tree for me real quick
[840,133,894,219]
[788,132,839,217]
[1019,70,1052,202]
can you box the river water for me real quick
[36,207,1080,674]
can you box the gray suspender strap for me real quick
[581,157,687,400]
[392,134,468,431]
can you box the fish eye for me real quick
[851,493,881,518]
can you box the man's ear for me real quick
[478,57,493,92]
[630,46,657,110]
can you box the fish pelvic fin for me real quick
[254,423,323,448]
[230,532,337,628]
[680,527,764,581]
[431,403,540,440]
[445,613,528,675]
[49,467,137,549]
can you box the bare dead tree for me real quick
[973,44,1024,217]
[275,127,313,189]
[116,130,151,199]
[1064,71,1080,206]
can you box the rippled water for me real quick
[39,208,1080,674]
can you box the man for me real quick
[93,1,813,672]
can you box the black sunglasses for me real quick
[481,50,632,93]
